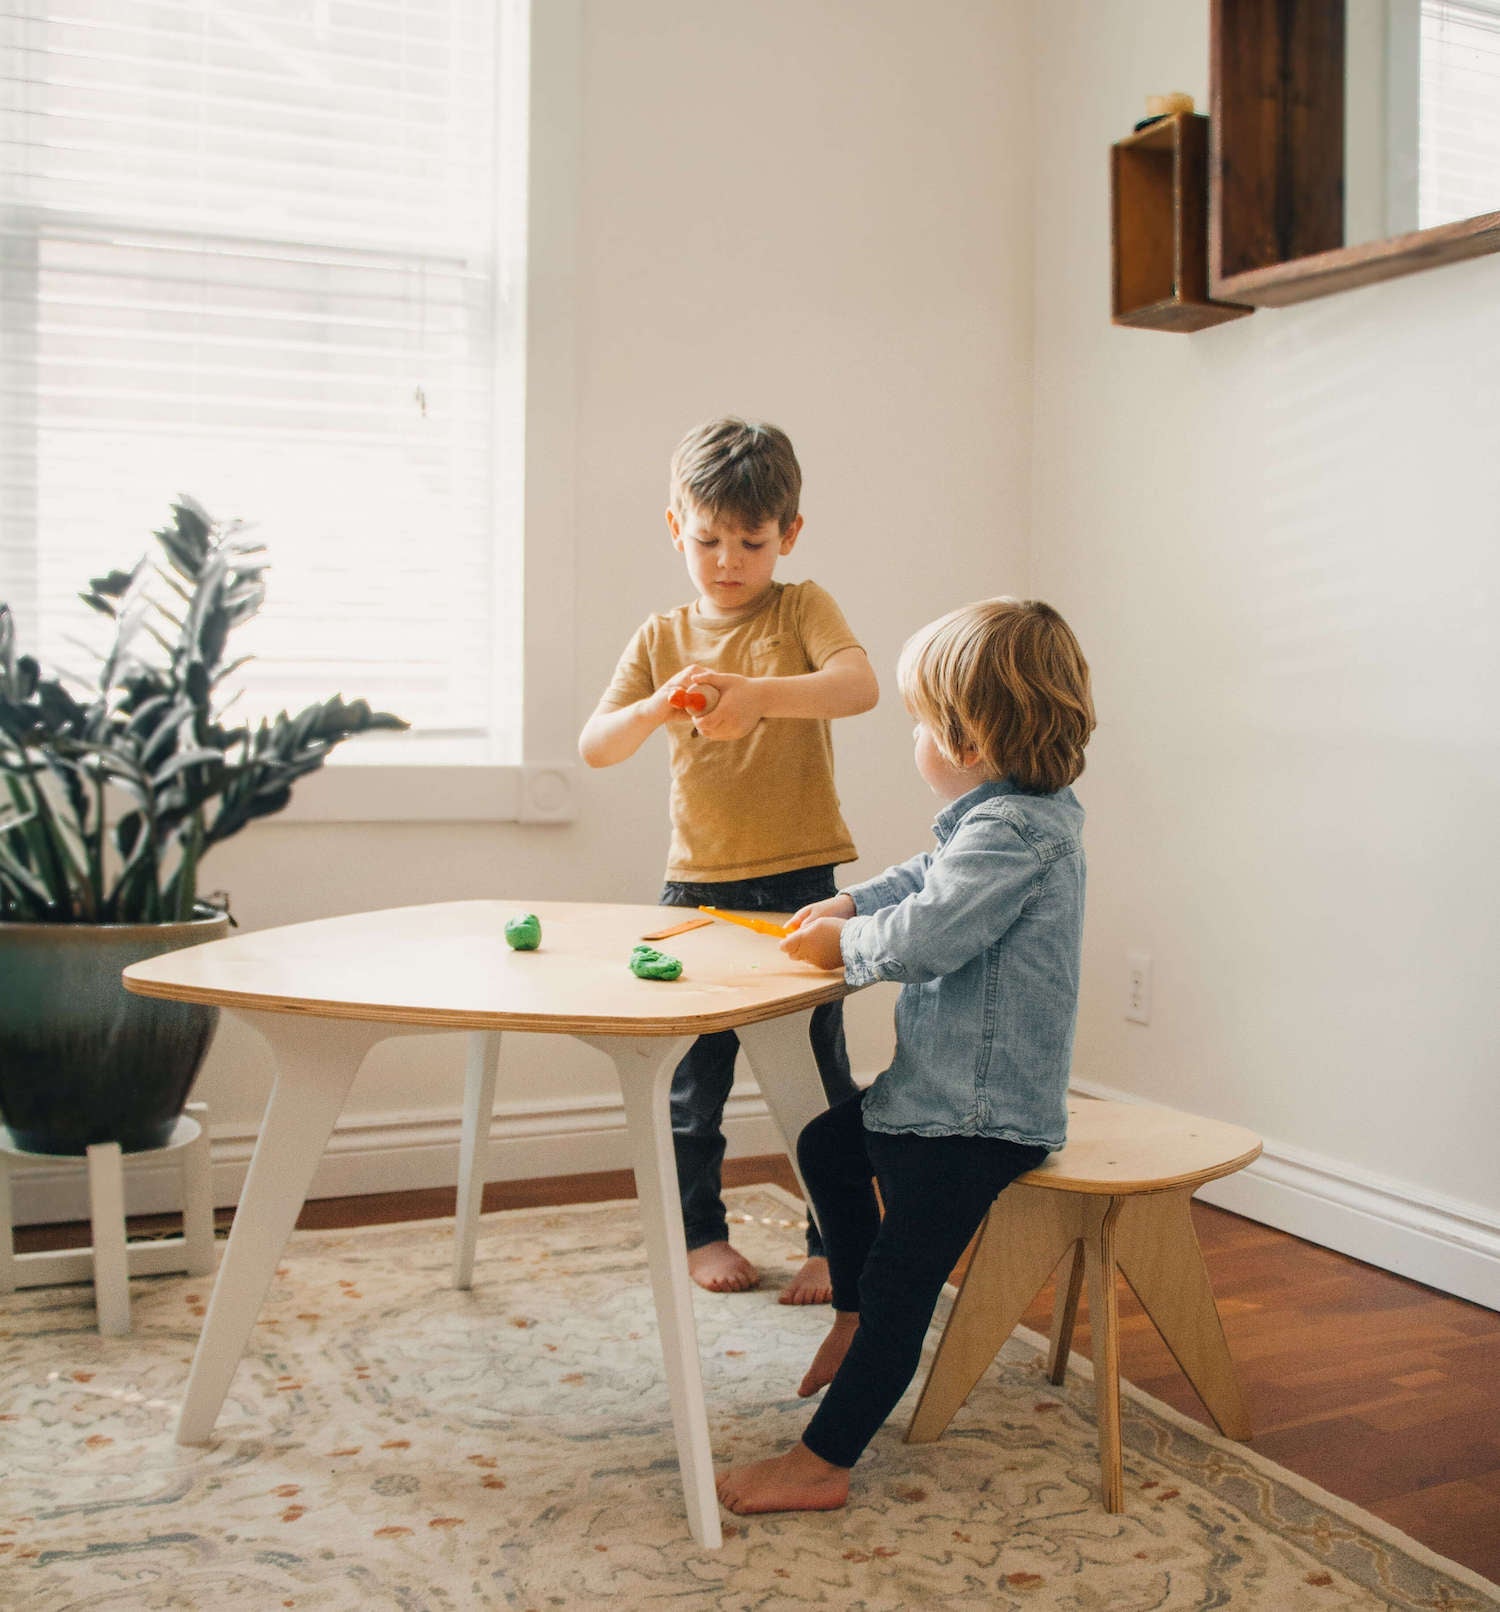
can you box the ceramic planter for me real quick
[0,910,229,1154]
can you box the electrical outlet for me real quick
[1125,951,1152,1025]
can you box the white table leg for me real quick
[176,1013,412,1445]
[579,1032,720,1549]
[181,1102,217,1278]
[736,1009,825,1210]
[86,1142,130,1336]
[453,1030,502,1289]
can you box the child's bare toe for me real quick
[779,1255,832,1305]
[716,1448,850,1515]
[688,1241,759,1293]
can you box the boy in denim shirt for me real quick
[579,417,878,1301]
[716,597,1095,1514]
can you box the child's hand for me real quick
[689,672,763,740]
[785,893,856,931]
[780,917,846,971]
[658,664,714,722]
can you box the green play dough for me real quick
[504,913,542,950]
[629,943,682,981]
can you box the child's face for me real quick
[667,502,802,618]
[912,719,987,803]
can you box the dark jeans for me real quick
[659,865,857,1257]
[797,1092,1048,1469]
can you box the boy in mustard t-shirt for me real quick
[579,417,879,1302]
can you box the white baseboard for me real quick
[5,1089,787,1228]
[1070,1077,1500,1312]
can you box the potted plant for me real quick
[0,498,406,1154]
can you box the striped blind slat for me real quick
[1420,0,1500,229]
[1,0,513,758]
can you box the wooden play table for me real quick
[123,899,849,1549]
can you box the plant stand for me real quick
[0,1101,216,1335]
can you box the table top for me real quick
[121,900,850,1036]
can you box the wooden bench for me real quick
[906,1096,1262,1511]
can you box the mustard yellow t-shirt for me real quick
[601,580,862,882]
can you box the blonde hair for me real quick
[897,598,1095,793]
[668,416,802,534]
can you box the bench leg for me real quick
[908,1187,1130,1513]
[906,1186,1087,1444]
[1047,1240,1086,1383]
[1085,1199,1125,1510]
[907,1182,1251,1514]
[1115,1189,1252,1440]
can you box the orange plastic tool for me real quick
[668,683,720,715]
[697,905,790,938]
[639,915,715,941]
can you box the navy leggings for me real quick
[798,1092,1048,1469]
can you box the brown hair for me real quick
[668,416,802,533]
[897,598,1095,793]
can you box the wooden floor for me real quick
[16,1155,1500,1586]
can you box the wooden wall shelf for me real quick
[1112,112,1253,333]
[1208,0,1500,307]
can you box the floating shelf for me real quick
[1207,0,1500,306]
[1111,112,1253,332]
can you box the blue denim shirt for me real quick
[840,777,1085,1149]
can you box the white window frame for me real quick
[281,0,580,824]
[0,1,578,827]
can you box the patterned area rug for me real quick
[2,1183,1495,1611]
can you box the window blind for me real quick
[1419,0,1500,229]
[0,0,517,761]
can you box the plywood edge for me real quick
[120,974,851,1037]
[1025,1139,1265,1197]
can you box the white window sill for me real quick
[274,762,579,824]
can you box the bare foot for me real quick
[798,1312,859,1398]
[687,1240,759,1293]
[779,1255,832,1306]
[717,1442,851,1515]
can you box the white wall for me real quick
[1030,0,1500,1304]
[14,1,1039,1220]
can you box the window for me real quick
[1,0,533,785]
[1418,0,1500,229]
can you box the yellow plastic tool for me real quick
[697,905,790,938]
